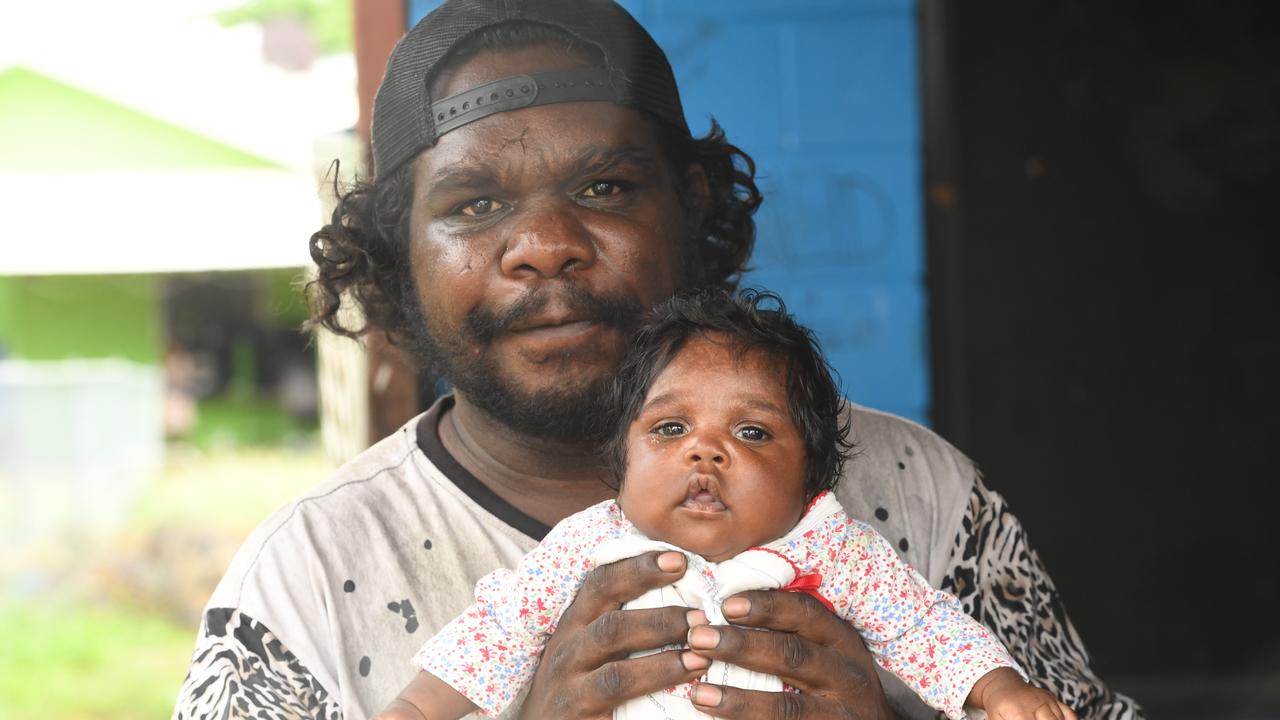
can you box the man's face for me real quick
[616,335,809,562]
[405,44,691,441]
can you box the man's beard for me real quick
[400,280,644,444]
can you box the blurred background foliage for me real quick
[215,0,352,55]
[0,268,325,717]
[1,447,330,720]
[0,1,355,716]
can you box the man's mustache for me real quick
[465,285,645,345]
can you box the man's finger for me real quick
[686,621,872,695]
[556,551,686,631]
[690,683,815,720]
[563,607,701,670]
[719,589,852,646]
[575,649,710,714]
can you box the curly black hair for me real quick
[305,21,762,348]
[602,288,855,503]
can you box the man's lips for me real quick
[509,318,599,339]
[499,316,617,361]
[468,286,643,346]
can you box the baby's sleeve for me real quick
[411,503,617,717]
[829,518,1023,719]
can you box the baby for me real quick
[384,288,1076,720]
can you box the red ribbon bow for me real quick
[780,572,834,612]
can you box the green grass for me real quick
[1,446,335,719]
[130,444,332,531]
[0,601,194,720]
[188,395,318,451]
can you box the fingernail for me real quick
[685,609,707,627]
[722,597,750,618]
[692,684,722,707]
[687,625,720,650]
[657,552,685,572]
[681,651,710,671]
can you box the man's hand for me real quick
[519,551,710,719]
[685,590,894,720]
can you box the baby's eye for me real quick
[735,426,770,442]
[651,421,687,437]
[580,181,624,198]
[459,198,506,217]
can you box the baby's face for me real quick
[616,335,808,562]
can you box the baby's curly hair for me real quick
[304,21,763,347]
[603,288,855,503]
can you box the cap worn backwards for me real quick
[371,0,691,178]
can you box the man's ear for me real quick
[684,162,710,225]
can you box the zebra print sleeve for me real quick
[939,476,1146,720]
[173,608,342,720]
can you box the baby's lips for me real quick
[683,472,723,502]
[681,495,727,512]
[681,476,728,511]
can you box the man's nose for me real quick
[499,200,597,279]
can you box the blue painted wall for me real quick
[407,0,928,424]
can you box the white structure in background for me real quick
[0,170,321,276]
[0,360,163,547]
[0,0,358,171]
[0,1,362,553]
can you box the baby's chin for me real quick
[617,500,774,562]
[665,533,756,564]
[695,548,744,563]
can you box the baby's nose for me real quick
[686,444,726,466]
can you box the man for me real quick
[175,1,1143,718]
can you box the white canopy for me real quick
[0,169,323,275]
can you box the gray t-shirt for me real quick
[173,397,1142,720]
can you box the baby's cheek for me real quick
[614,482,644,521]
[616,488,668,539]
[617,454,660,509]
[615,485,635,516]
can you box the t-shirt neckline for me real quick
[415,395,553,541]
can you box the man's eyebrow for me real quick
[424,164,503,193]
[566,144,661,177]
[425,145,657,193]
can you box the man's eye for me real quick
[735,426,770,442]
[459,198,504,217]
[581,181,623,198]
[651,421,687,437]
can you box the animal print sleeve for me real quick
[939,476,1146,720]
[173,608,342,720]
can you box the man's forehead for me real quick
[413,102,662,183]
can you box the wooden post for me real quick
[354,0,407,149]
[314,1,417,465]
[352,0,421,447]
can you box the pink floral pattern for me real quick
[413,494,1018,719]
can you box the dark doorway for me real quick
[924,1,1280,716]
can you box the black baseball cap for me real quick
[370,0,691,178]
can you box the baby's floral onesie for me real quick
[413,491,1021,719]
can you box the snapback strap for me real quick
[430,68,624,136]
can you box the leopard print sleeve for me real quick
[173,608,342,720]
[939,476,1146,720]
